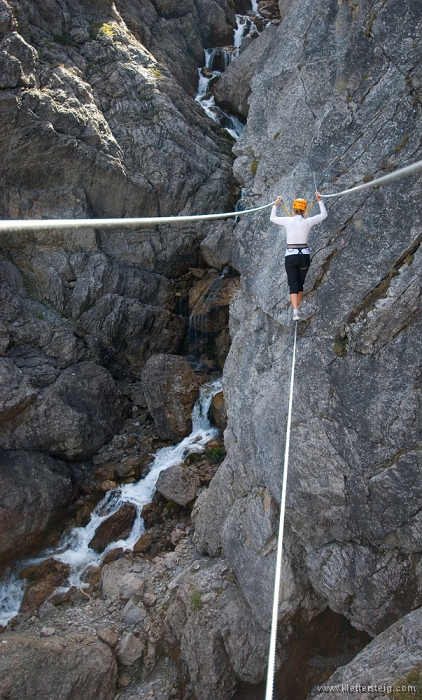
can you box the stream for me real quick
[0,378,221,627]
[195,1,265,139]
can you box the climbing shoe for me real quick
[293,309,300,321]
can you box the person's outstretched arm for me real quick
[270,196,290,225]
[307,192,327,226]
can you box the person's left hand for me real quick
[315,191,321,202]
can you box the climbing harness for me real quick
[263,156,422,700]
[265,320,298,700]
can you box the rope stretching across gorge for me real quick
[0,158,421,233]
[265,321,297,700]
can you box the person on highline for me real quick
[271,191,327,321]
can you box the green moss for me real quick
[206,446,226,463]
[362,174,374,183]
[365,11,378,37]
[53,33,77,47]
[191,590,202,611]
[149,66,163,79]
[99,22,115,38]
[333,336,348,357]
[273,131,281,140]
[36,313,45,320]
[250,159,259,176]
[389,665,422,699]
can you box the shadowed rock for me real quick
[88,503,137,553]
[0,450,74,566]
[141,354,199,441]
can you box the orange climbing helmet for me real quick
[292,198,307,211]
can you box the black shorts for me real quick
[284,253,310,294]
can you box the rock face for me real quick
[193,0,422,687]
[0,632,117,700]
[0,450,74,566]
[213,24,277,118]
[308,605,422,699]
[141,354,200,441]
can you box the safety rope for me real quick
[265,320,298,700]
[0,159,420,233]
[319,158,422,199]
[0,201,274,234]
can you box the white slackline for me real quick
[319,158,422,199]
[0,201,274,234]
[265,321,298,700]
[0,159,421,233]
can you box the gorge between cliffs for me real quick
[1,0,422,699]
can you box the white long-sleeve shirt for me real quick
[270,200,327,246]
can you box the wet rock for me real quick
[20,558,71,613]
[88,503,137,553]
[115,631,145,667]
[213,24,277,118]
[156,465,201,506]
[141,354,200,442]
[0,450,74,566]
[210,391,227,431]
[0,632,117,700]
[190,276,241,334]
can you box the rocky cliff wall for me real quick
[2,0,422,698]
[194,0,422,687]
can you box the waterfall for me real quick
[0,379,222,626]
[195,1,264,139]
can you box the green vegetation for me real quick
[149,66,163,79]
[273,131,281,140]
[53,33,77,47]
[206,446,226,463]
[191,590,202,611]
[36,313,45,320]
[99,22,115,38]
[333,335,348,357]
[362,174,374,183]
[250,159,259,176]
[388,665,422,699]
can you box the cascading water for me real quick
[0,379,221,626]
[195,2,263,139]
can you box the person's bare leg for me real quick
[290,293,303,309]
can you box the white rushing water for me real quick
[0,378,221,626]
[195,2,262,139]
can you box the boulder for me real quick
[141,354,199,442]
[115,632,145,666]
[210,391,227,431]
[0,450,74,566]
[200,221,234,270]
[0,632,117,700]
[20,558,70,613]
[88,503,137,553]
[0,362,129,460]
[156,465,201,506]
